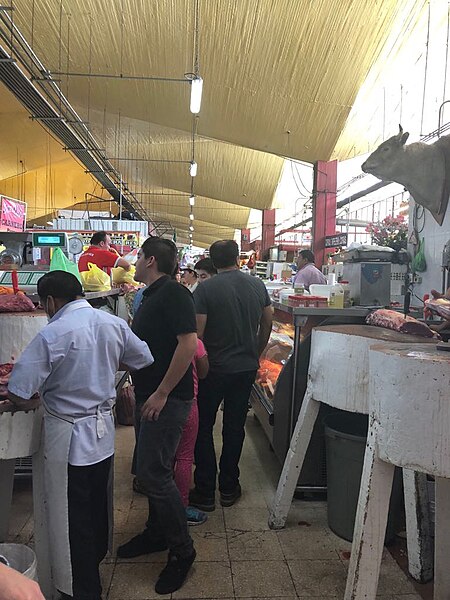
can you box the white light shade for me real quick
[189,195,195,206]
[189,161,198,177]
[189,225,194,231]
[190,76,203,114]
[189,213,194,220]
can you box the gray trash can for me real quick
[0,543,37,581]
[324,412,399,543]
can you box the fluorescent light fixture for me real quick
[189,161,198,177]
[189,195,195,206]
[189,213,194,220]
[189,225,194,231]
[190,76,203,114]
[46,221,54,226]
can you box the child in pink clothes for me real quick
[174,338,209,525]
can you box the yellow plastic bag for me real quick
[80,262,111,292]
[111,265,138,286]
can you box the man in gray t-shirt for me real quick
[190,240,272,511]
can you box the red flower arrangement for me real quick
[365,214,408,252]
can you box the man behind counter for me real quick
[78,231,131,275]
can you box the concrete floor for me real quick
[7,411,425,599]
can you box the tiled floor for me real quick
[7,412,425,599]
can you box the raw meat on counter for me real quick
[0,364,13,397]
[366,309,436,338]
[0,293,35,313]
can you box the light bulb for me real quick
[189,195,195,206]
[189,225,194,231]
[46,221,54,226]
[189,213,194,220]
[189,161,198,177]
[190,76,203,114]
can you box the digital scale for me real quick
[0,230,84,293]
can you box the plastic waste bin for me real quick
[324,412,399,543]
[0,543,37,581]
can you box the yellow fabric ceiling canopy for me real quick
[0,0,427,245]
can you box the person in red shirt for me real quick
[78,231,131,275]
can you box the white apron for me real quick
[33,403,114,598]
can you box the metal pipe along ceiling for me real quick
[0,10,153,225]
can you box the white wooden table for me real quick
[0,312,46,542]
[269,325,435,583]
[345,343,450,599]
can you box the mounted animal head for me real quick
[361,125,410,180]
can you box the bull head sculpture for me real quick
[362,124,449,226]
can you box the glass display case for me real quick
[254,321,294,407]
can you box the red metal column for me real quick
[261,209,276,256]
[312,160,337,267]
[240,228,251,251]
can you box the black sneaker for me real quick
[188,488,215,512]
[220,484,242,507]
[155,550,196,595]
[117,531,167,558]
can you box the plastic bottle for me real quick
[340,280,351,307]
[329,283,344,308]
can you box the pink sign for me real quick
[0,196,27,231]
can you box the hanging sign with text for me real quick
[0,196,27,232]
[325,233,348,248]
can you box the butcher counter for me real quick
[250,302,370,492]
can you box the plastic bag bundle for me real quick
[50,248,82,282]
[80,263,111,292]
[412,238,427,273]
[111,265,138,286]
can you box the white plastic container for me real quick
[279,288,294,305]
[0,544,37,581]
[309,284,333,300]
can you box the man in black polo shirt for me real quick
[190,240,273,511]
[117,237,197,595]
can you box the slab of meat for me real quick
[366,309,435,338]
[0,293,35,313]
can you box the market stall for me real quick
[250,300,369,492]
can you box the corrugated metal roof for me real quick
[0,0,427,244]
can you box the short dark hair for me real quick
[194,258,217,275]
[141,236,178,275]
[209,240,239,269]
[299,249,315,263]
[37,271,84,302]
[90,231,108,245]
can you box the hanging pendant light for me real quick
[189,213,194,220]
[190,76,203,114]
[189,195,195,206]
[189,161,198,177]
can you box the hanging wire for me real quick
[87,13,93,125]
[444,2,450,105]
[66,13,71,101]
[192,0,200,76]
[420,2,431,136]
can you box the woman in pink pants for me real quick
[174,338,209,525]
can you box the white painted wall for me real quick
[410,201,450,298]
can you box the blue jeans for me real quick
[194,370,257,496]
[135,395,193,558]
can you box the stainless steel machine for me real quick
[343,261,392,306]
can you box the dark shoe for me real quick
[155,550,196,595]
[220,484,242,507]
[188,488,215,512]
[117,531,167,558]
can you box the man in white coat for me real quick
[8,270,153,600]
